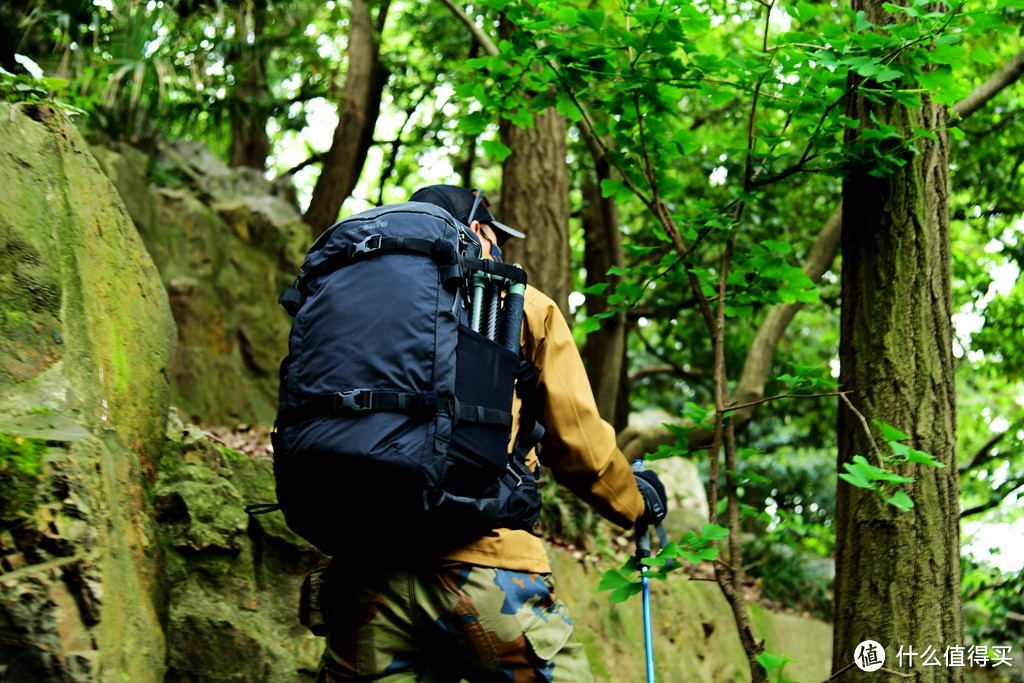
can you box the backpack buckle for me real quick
[330,390,370,415]
[348,234,382,259]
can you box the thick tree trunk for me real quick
[303,0,388,239]
[498,108,572,317]
[228,4,271,170]
[833,2,963,678]
[581,152,628,430]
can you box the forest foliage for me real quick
[3,0,1023,678]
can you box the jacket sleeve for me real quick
[522,286,645,530]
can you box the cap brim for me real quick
[490,220,525,240]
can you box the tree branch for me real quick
[960,479,1024,519]
[618,202,843,459]
[960,416,1023,473]
[952,49,1024,121]
[440,0,499,57]
[275,151,325,179]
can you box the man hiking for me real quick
[311,185,667,682]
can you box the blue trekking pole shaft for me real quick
[633,460,656,683]
[638,523,654,683]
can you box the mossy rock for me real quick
[157,431,327,682]
[92,140,304,427]
[0,102,174,681]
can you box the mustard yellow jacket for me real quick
[437,285,645,573]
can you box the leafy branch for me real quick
[0,55,80,116]
[836,407,947,511]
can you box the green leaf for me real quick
[792,1,821,23]
[579,282,610,296]
[873,68,903,83]
[506,107,534,128]
[14,54,43,80]
[757,651,794,673]
[577,317,603,336]
[970,46,996,65]
[611,582,644,603]
[579,9,604,31]
[839,471,876,490]
[599,178,632,202]
[458,110,489,135]
[730,469,771,485]
[701,523,730,540]
[40,76,70,91]
[761,239,792,254]
[598,568,632,591]
[905,448,945,468]
[851,10,873,32]
[930,42,967,65]
[481,139,512,161]
[873,420,909,441]
[553,6,578,26]
[887,491,914,511]
[708,89,735,107]
[681,547,718,564]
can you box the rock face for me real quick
[0,103,175,681]
[156,417,326,682]
[90,139,308,427]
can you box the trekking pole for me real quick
[638,528,655,683]
[633,461,656,683]
[502,271,526,353]
[485,277,502,341]
[470,271,487,333]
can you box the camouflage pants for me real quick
[315,563,594,682]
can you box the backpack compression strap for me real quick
[278,235,527,317]
[276,389,513,429]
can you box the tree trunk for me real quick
[580,147,628,430]
[227,4,271,170]
[498,108,572,317]
[832,2,963,678]
[302,0,389,239]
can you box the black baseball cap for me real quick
[410,185,525,244]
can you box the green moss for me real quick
[0,432,48,521]
[214,444,245,461]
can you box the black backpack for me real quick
[271,202,544,557]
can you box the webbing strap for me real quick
[511,420,545,463]
[276,389,512,429]
[296,235,527,292]
[298,235,455,291]
[459,255,527,285]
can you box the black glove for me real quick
[634,468,668,526]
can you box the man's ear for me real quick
[469,220,483,236]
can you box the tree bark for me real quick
[832,2,963,678]
[227,3,271,170]
[498,109,572,315]
[302,0,389,239]
[580,129,628,430]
